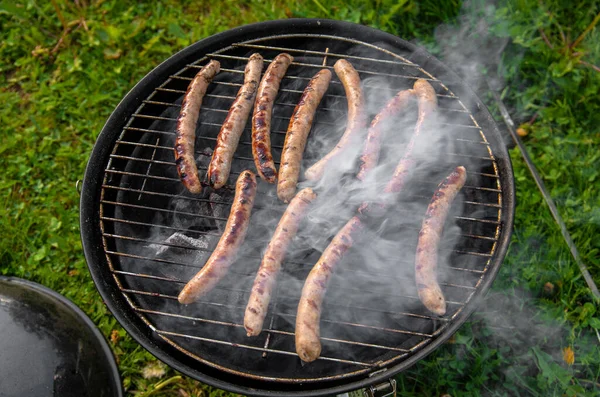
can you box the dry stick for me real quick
[579,60,600,73]
[50,0,67,30]
[488,83,600,299]
[571,11,600,50]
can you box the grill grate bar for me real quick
[132,113,175,122]
[203,60,435,82]
[107,240,480,291]
[109,152,499,188]
[102,206,498,247]
[101,199,228,221]
[447,266,485,274]
[463,200,501,208]
[101,185,231,205]
[119,130,285,150]
[153,88,470,115]
[170,75,458,99]
[104,229,495,258]
[220,46,416,66]
[105,169,179,182]
[106,248,490,288]
[156,330,375,367]
[111,267,473,304]
[276,312,444,334]
[121,284,462,323]
[110,147,281,166]
[135,307,411,353]
[109,146,497,177]
[113,270,180,283]
[110,154,174,167]
[101,181,501,219]
[121,287,441,334]
[101,218,222,238]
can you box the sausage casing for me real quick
[382,79,438,195]
[178,170,257,304]
[277,70,331,202]
[252,53,294,183]
[295,216,364,362]
[174,60,220,194]
[356,89,414,181]
[415,166,467,315]
[244,188,317,336]
[208,54,263,189]
[304,59,366,182]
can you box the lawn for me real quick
[1,0,599,396]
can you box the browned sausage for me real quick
[356,89,414,181]
[178,170,257,304]
[295,216,364,362]
[304,59,366,182]
[415,166,467,315]
[252,53,294,183]
[277,70,332,202]
[244,188,317,336]
[207,54,263,189]
[383,79,437,194]
[174,60,220,194]
[294,79,437,361]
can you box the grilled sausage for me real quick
[382,79,437,194]
[178,170,257,304]
[415,166,467,316]
[356,89,414,181]
[277,70,332,202]
[304,59,366,182]
[244,188,317,336]
[208,54,263,189]
[295,216,364,362]
[174,60,220,194]
[293,79,438,361]
[252,53,294,183]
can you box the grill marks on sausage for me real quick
[357,89,414,181]
[252,53,294,183]
[415,166,467,316]
[295,216,365,362]
[174,60,220,194]
[208,54,263,189]
[244,188,317,337]
[304,59,366,182]
[177,170,257,304]
[277,69,332,202]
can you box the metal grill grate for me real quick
[98,34,504,383]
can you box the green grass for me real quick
[1,0,599,395]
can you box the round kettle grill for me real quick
[80,19,514,396]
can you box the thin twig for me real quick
[579,60,600,73]
[539,28,553,49]
[527,112,539,125]
[578,378,600,389]
[49,0,67,30]
[51,25,73,54]
[571,11,600,49]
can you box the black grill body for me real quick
[80,19,514,396]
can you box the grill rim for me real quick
[80,18,515,397]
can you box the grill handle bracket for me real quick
[364,379,397,397]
